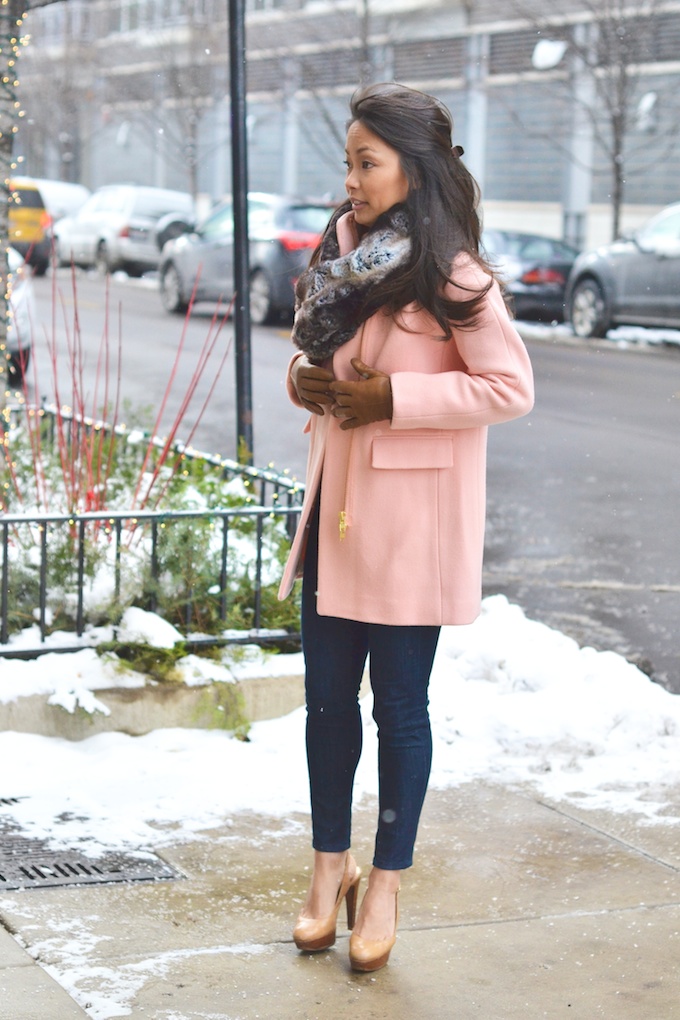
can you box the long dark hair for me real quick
[317,82,492,338]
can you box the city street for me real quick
[484,337,680,693]
[28,269,308,479]
[27,269,680,692]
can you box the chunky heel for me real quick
[293,854,362,952]
[345,870,361,930]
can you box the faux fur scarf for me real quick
[292,205,412,363]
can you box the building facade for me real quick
[17,0,680,247]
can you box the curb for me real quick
[0,673,306,741]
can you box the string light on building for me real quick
[0,0,29,386]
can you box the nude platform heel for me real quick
[348,889,399,972]
[293,854,362,952]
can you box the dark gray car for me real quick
[483,229,579,323]
[565,202,680,338]
[158,192,334,325]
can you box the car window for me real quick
[77,194,101,216]
[483,231,520,256]
[199,203,233,240]
[638,207,680,246]
[99,189,128,212]
[519,238,555,259]
[82,189,126,214]
[12,186,45,210]
[248,200,276,234]
[483,231,577,260]
[132,192,193,218]
[279,205,334,233]
[520,238,577,259]
[552,239,579,258]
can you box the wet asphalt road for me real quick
[30,271,680,692]
[485,336,680,692]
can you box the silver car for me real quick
[566,202,680,338]
[158,192,334,325]
[54,184,194,276]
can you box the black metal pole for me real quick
[228,0,254,465]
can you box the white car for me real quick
[5,246,36,385]
[53,184,194,276]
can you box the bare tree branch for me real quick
[505,0,679,238]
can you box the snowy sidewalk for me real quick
[1,595,680,1017]
[1,780,679,1019]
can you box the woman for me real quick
[278,83,534,972]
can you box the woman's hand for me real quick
[291,355,336,415]
[329,358,393,430]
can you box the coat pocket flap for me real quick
[371,434,454,469]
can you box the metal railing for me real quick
[1,404,305,659]
[32,400,304,511]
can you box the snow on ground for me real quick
[517,320,680,349]
[0,594,678,860]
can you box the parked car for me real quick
[21,177,91,224]
[4,246,37,385]
[158,192,335,325]
[53,184,194,276]
[483,228,580,322]
[565,202,680,339]
[8,178,52,276]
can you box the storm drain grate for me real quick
[0,809,182,891]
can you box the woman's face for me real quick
[344,121,410,229]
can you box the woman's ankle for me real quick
[367,865,401,892]
[301,851,351,918]
[312,850,350,879]
[353,867,400,940]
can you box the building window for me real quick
[126,1,140,31]
[393,38,465,81]
[41,5,66,44]
[248,0,286,11]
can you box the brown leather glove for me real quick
[291,355,336,416]
[329,358,393,431]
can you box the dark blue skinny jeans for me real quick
[301,504,440,870]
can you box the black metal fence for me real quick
[1,404,305,659]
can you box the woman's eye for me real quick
[361,160,373,170]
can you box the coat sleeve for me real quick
[389,261,534,430]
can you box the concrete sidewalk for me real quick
[1,779,679,1019]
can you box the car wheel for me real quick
[96,241,112,275]
[250,269,276,325]
[160,263,188,314]
[569,278,611,339]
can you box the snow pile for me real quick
[428,597,679,816]
[0,595,678,859]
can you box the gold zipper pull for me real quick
[339,510,348,540]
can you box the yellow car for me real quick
[8,178,52,276]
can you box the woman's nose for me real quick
[345,167,358,190]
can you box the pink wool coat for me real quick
[277,212,534,626]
